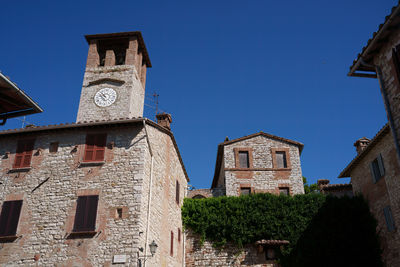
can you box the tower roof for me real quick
[85,31,152,67]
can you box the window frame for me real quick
[271,148,291,169]
[72,195,99,233]
[383,205,395,232]
[278,187,290,196]
[370,153,385,183]
[234,148,253,169]
[239,185,254,196]
[0,200,23,238]
[82,133,107,163]
[13,139,35,169]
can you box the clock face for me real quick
[94,88,117,107]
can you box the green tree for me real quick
[303,177,318,194]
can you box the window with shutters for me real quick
[13,139,35,169]
[0,200,23,237]
[276,151,287,168]
[384,206,395,232]
[83,134,107,162]
[176,180,180,204]
[170,231,174,256]
[279,187,290,196]
[73,195,99,233]
[272,148,290,169]
[240,187,252,195]
[238,151,250,168]
[370,154,385,183]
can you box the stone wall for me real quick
[223,135,304,196]
[349,130,400,266]
[76,65,145,123]
[0,121,187,267]
[185,231,278,267]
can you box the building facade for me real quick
[0,32,188,266]
[209,132,304,197]
[339,124,400,266]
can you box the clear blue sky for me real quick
[1,0,396,189]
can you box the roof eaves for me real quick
[349,2,400,76]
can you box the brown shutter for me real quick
[13,140,34,168]
[176,180,180,204]
[276,151,287,168]
[94,134,107,161]
[170,231,174,256]
[83,135,95,162]
[84,134,107,162]
[0,200,23,237]
[178,228,181,242]
[73,195,99,232]
[238,151,249,168]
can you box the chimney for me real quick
[354,137,370,155]
[317,179,329,190]
[156,113,172,130]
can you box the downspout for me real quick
[360,58,400,165]
[142,119,154,267]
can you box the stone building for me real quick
[190,131,304,198]
[339,124,400,266]
[0,31,188,266]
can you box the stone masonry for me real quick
[211,132,304,197]
[0,119,188,266]
[339,124,400,266]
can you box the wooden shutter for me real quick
[13,140,34,168]
[384,206,395,232]
[0,200,23,237]
[176,180,180,204]
[83,134,107,162]
[73,195,99,232]
[170,231,174,256]
[238,151,249,168]
[276,151,287,168]
[377,153,385,177]
[178,228,181,242]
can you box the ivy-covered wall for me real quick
[182,193,382,267]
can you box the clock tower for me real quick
[76,31,151,122]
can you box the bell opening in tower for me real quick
[97,38,129,67]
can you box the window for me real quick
[170,231,174,256]
[83,134,107,162]
[392,44,400,83]
[0,200,23,237]
[73,195,99,232]
[178,228,181,242]
[384,206,395,232]
[13,139,35,169]
[49,142,59,153]
[370,153,385,183]
[279,187,290,196]
[238,151,250,168]
[275,151,287,168]
[116,208,123,219]
[240,187,251,196]
[176,180,180,204]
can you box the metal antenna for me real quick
[152,92,159,115]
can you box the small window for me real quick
[276,151,287,168]
[170,231,174,256]
[0,200,23,237]
[176,180,180,204]
[73,195,99,232]
[178,228,181,242]
[83,134,107,162]
[384,206,395,232]
[13,139,35,169]
[279,187,290,196]
[49,142,59,153]
[116,208,123,219]
[238,151,250,168]
[370,154,385,183]
[240,187,251,196]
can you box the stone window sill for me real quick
[78,161,105,167]
[0,235,19,242]
[9,167,31,173]
[67,231,97,239]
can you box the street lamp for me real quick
[138,240,158,267]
